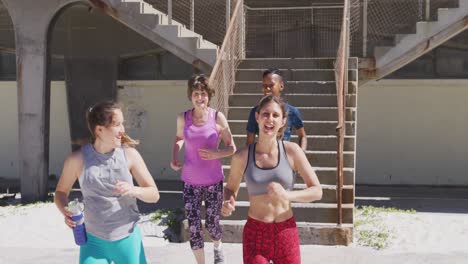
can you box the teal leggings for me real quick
[79,226,147,264]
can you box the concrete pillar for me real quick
[2,0,82,202]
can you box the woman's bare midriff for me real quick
[247,194,293,223]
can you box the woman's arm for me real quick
[296,127,308,151]
[117,147,159,203]
[171,113,185,170]
[282,142,322,203]
[54,152,83,228]
[199,111,236,160]
[222,148,247,216]
[217,111,236,157]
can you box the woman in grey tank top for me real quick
[222,95,322,264]
[54,101,160,264]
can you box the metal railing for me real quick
[244,5,345,58]
[335,0,353,225]
[146,0,234,45]
[208,0,245,116]
[145,0,458,59]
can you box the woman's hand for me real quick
[267,182,289,201]
[198,148,219,160]
[64,209,76,228]
[62,209,76,228]
[170,160,183,171]
[221,196,236,217]
[114,180,140,198]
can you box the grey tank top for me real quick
[244,140,296,196]
[78,144,140,241]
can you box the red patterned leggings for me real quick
[242,216,301,264]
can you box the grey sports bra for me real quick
[244,140,296,196]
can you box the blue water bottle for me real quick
[68,198,87,245]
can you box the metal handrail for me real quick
[210,1,243,78]
[335,0,350,226]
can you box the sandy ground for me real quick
[383,212,468,253]
[0,202,467,264]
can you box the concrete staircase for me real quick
[372,0,468,79]
[89,0,218,68]
[215,58,358,245]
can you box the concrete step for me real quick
[156,24,198,47]
[229,93,356,107]
[228,120,356,136]
[236,69,358,82]
[232,135,355,152]
[233,81,357,94]
[221,150,355,168]
[223,166,355,185]
[219,201,354,223]
[147,181,354,204]
[231,183,354,204]
[375,6,468,71]
[97,0,218,67]
[305,150,355,168]
[238,57,359,70]
[122,2,162,30]
[227,106,356,121]
[183,220,353,245]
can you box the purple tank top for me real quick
[181,107,224,186]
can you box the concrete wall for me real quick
[0,80,191,181]
[0,81,71,179]
[0,82,18,179]
[356,79,468,186]
[117,80,192,181]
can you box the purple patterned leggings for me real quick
[183,181,223,250]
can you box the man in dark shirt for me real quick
[245,69,307,151]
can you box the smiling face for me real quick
[255,100,287,137]
[262,73,284,96]
[187,74,214,107]
[191,89,210,109]
[95,109,125,147]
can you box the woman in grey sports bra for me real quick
[54,101,160,264]
[222,95,322,264]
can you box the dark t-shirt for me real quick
[246,104,304,141]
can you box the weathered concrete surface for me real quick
[183,219,353,246]
[64,57,118,151]
[1,203,468,263]
[87,0,217,69]
[374,2,468,80]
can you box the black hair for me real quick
[262,68,283,82]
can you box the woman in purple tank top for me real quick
[171,74,236,264]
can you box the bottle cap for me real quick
[67,198,84,215]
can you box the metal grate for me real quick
[146,0,230,45]
[245,5,344,58]
[209,0,245,116]
[362,0,460,56]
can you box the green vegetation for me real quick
[354,205,416,249]
[150,208,185,242]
